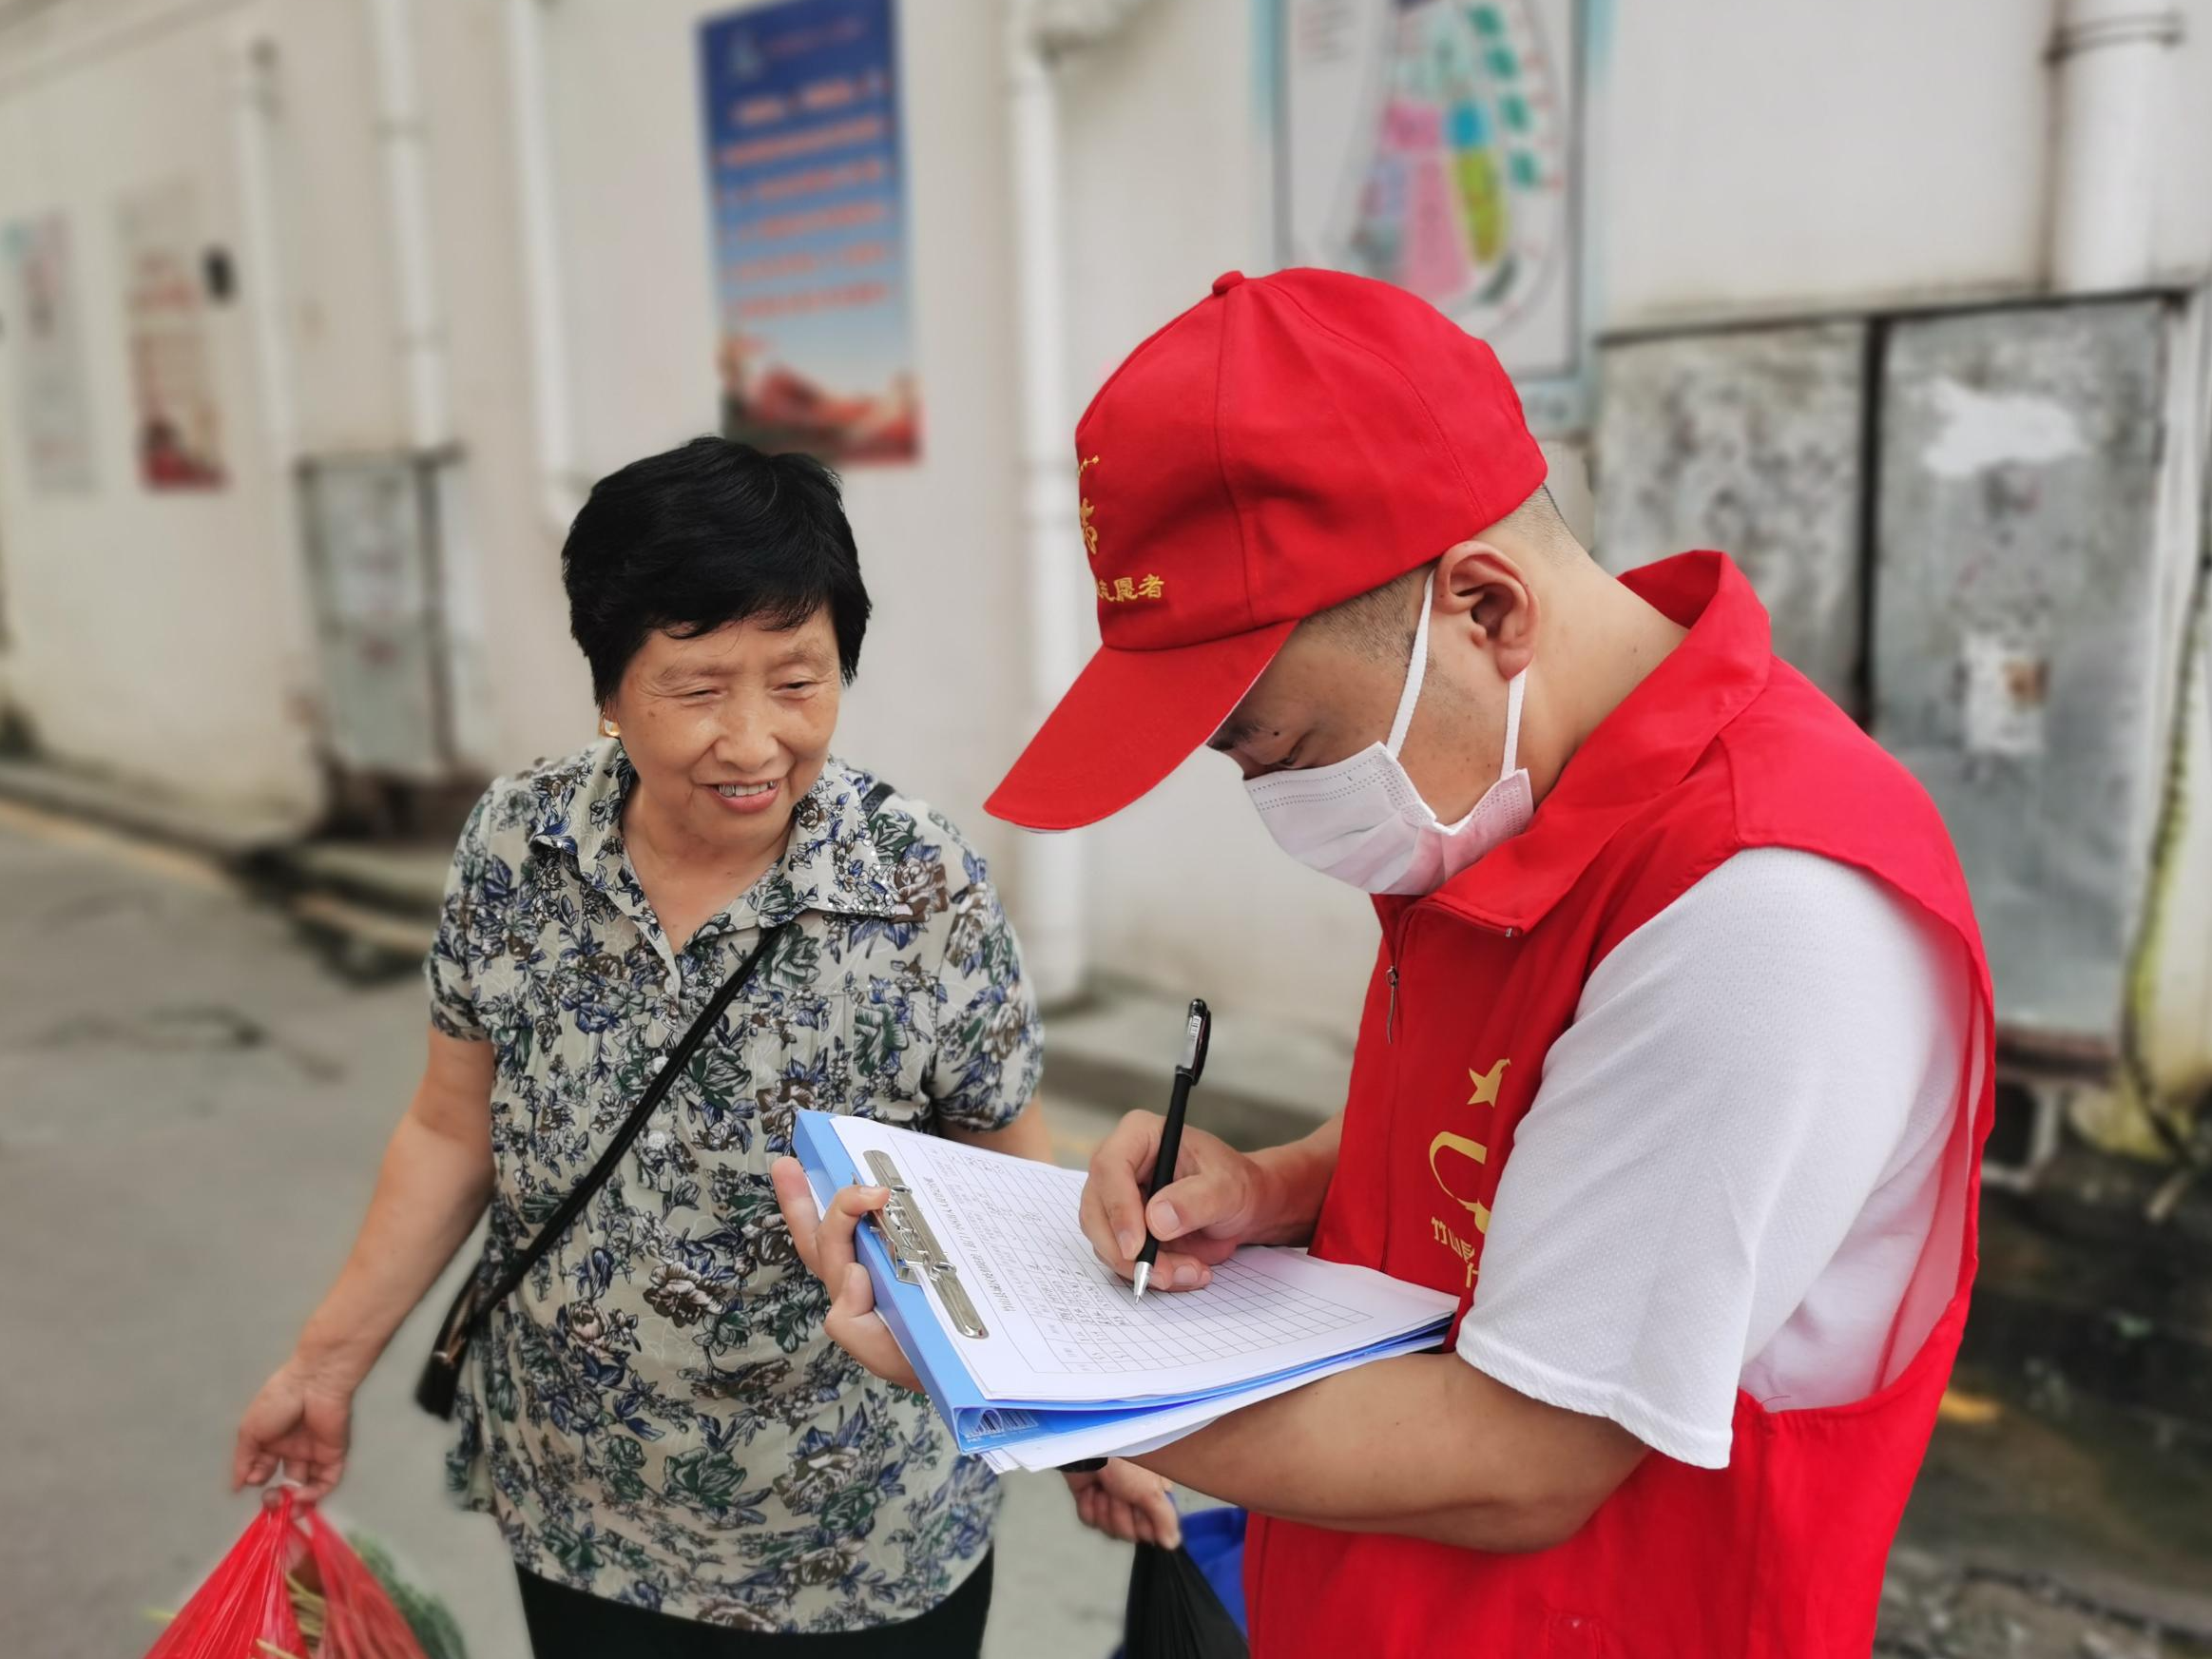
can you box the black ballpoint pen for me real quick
[1132,997,1211,1299]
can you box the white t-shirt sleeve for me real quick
[1452,846,1970,1469]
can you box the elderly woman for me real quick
[233,438,1174,1656]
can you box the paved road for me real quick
[0,804,1133,1659]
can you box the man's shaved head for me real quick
[1302,484,1580,666]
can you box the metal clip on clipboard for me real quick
[865,1149,990,1340]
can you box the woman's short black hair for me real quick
[562,437,871,705]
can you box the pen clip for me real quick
[1180,997,1211,1083]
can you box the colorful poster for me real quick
[116,180,226,490]
[698,0,920,465]
[1278,0,1588,429]
[1,214,98,492]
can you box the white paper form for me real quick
[977,1326,1450,1473]
[826,1116,1457,1406]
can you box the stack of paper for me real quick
[795,1111,1457,1472]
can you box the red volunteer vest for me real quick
[1243,554,1994,1659]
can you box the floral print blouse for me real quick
[425,743,1043,1631]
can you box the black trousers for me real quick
[515,1553,993,1659]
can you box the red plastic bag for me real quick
[144,1490,306,1659]
[144,1491,432,1659]
[299,1507,436,1659]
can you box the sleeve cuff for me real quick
[428,1001,488,1041]
[1453,1323,1735,1471]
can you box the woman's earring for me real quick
[599,716,621,739]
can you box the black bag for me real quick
[414,920,789,1419]
[1122,1512,1250,1659]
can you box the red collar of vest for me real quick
[1393,550,1773,936]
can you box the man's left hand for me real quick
[770,1156,923,1394]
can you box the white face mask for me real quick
[1244,572,1532,896]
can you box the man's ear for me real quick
[1434,540,1537,679]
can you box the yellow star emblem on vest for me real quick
[1468,1057,1509,1107]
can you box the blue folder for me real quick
[794,1110,1451,1459]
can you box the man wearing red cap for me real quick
[779,268,1993,1656]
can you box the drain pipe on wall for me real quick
[2047,0,2184,293]
[228,20,333,829]
[366,0,452,451]
[504,0,588,539]
[1005,0,1156,1009]
[229,27,298,476]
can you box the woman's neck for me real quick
[622,781,792,946]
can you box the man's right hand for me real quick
[1079,1111,1290,1291]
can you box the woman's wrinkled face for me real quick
[605,608,842,851]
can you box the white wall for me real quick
[411,0,587,777]
[1601,0,2053,325]
[0,0,327,817]
[1053,0,1379,1037]
[1600,0,2212,328]
[0,0,1042,849]
[5,0,2206,1051]
[525,0,1033,873]
[270,0,408,453]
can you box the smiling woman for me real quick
[232,438,1177,1657]
[562,444,869,951]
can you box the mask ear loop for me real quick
[1385,570,1438,758]
[1499,667,1528,781]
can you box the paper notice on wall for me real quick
[1277,0,1587,427]
[697,0,920,465]
[1961,631,2049,759]
[116,180,226,491]
[1,214,98,492]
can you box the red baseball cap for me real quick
[985,266,1548,832]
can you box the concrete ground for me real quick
[0,801,1132,1659]
[5,798,2209,1658]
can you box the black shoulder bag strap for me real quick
[415,917,790,1418]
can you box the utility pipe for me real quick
[227,24,298,473]
[1005,9,1087,1009]
[366,0,451,451]
[2047,0,2184,294]
[504,0,587,537]
[1001,0,1162,1008]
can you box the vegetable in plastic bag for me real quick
[144,1490,440,1659]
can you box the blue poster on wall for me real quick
[698,0,919,464]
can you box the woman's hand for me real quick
[1065,1458,1182,1548]
[232,1354,358,1499]
[770,1157,1182,1547]
[229,1027,499,1502]
[769,1156,923,1394]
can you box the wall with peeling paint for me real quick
[1874,299,2180,1048]
[1592,322,1869,710]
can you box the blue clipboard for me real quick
[793,1110,1009,1446]
[796,1114,1164,1453]
[793,1110,1452,1457]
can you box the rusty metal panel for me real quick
[298,453,455,782]
[1872,298,2169,1046]
[1593,321,1868,709]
